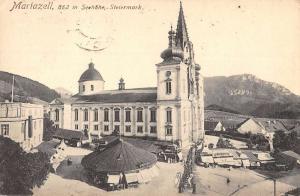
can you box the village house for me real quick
[49,3,205,147]
[0,101,44,150]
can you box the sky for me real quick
[0,0,300,95]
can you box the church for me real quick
[49,3,204,147]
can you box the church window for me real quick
[125,125,131,132]
[166,126,172,136]
[150,126,157,134]
[84,109,88,121]
[150,109,156,122]
[55,109,59,122]
[114,109,120,122]
[1,124,9,136]
[166,81,172,94]
[125,110,131,122]
[94,109,98,121]
[84,125,88,130]
[104,109,109,122]
[166,109,172,123]
[74,109,78,121]
[137,126,143,133]
[137,109,143,122]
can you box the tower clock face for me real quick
[166,71,171,77]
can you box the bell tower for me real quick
[155,2,204,146]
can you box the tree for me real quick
[216,135,232,148]
[273,130,298,151]
[43,113,56,141]
[0,136,51,195]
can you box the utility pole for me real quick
[11,74,15,103]
[273,179,276,196]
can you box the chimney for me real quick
[118,78,125,90]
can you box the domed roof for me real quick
[81,139,157,173]
[78,62,104,82]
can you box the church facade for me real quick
[49,3,204,146]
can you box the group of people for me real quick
[178,146,196,194]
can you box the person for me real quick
[190,174,196,194]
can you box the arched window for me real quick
[55,109,59,121]
[149,107,156,122]
[165,78,172,95]
[74,109,78,121]
[104,108,109,122]
[166,107,172,123]
[137,108,143,122]
[84,109,88,121]
[114,108,120,122]
[125,108,131,122]
[94,109,98,121]
[166,125,172,136]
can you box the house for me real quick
[49,3,205,147]
[0,101,44,150]
[236,118,288,151]
[204,121,224,131]
[277,150,300,167]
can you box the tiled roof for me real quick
[281,150,300,160]
[255,119,288,133]
[73,87,157,104]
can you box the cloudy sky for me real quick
[0,0,300,95]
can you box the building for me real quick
[0,101,44,150]
[204,121,224,131]
[49,3,204,147]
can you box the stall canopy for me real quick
[82,138,157,173]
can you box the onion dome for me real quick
[160,26,184,61]
[81,139,157,173]
[78,62,104,82]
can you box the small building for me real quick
[204,121,224,131]
[277,150,300,167]
[53,128,89,147]
[0,102,44,150]
[241,150,261,167]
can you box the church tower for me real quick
[156,2,204,146]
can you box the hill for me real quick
[0,71,60,103]
[204,74,300,119]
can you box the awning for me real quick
[107,175,120,184]
[125,173,138,183]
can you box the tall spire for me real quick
[176,2,189,50]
